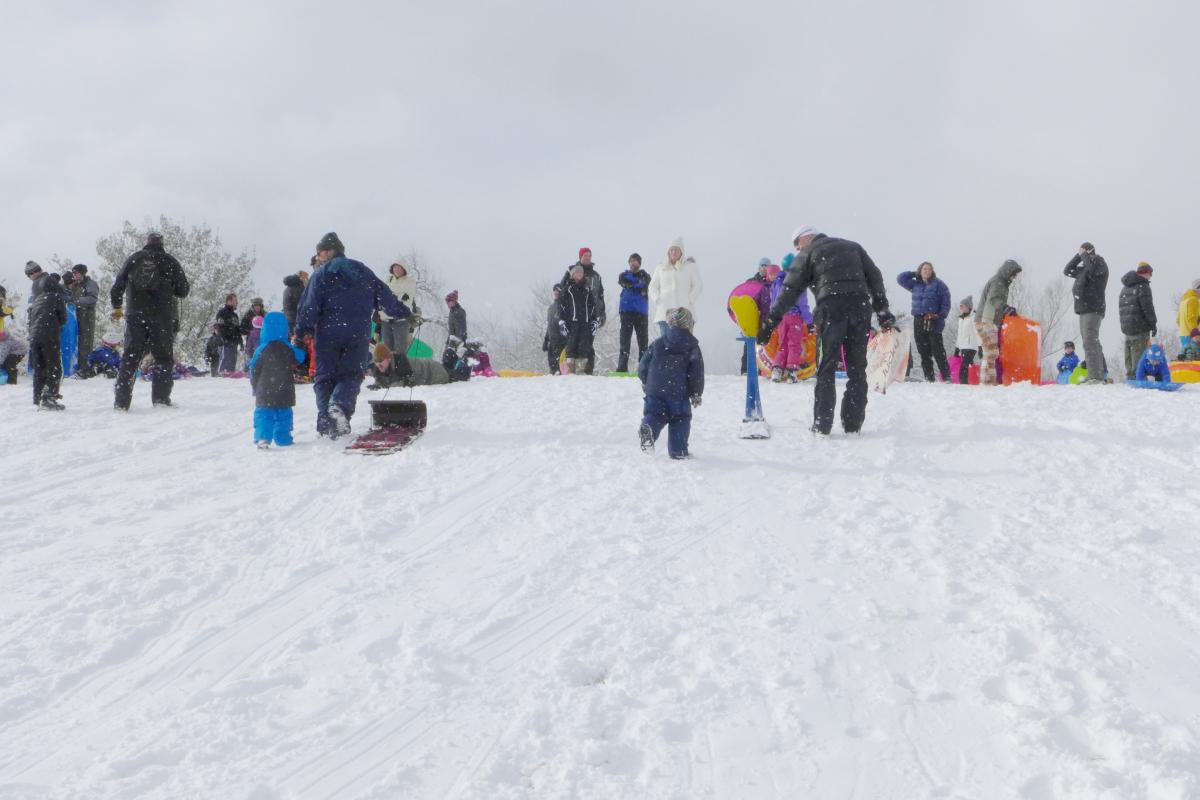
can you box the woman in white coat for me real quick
[380,261,420,354]
[954,294,981,384]
[648,237,702,337]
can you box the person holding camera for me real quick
[760,226,892,436]
[1064,242,1109,384]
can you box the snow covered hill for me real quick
[2,374,1199,799]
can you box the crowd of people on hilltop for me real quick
[7,226,1200,455]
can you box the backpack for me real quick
[129,251,163,293]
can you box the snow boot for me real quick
[770,367,784,382]
[328,404,351,438]
[153,398,173,408]
[39,395,65,411]
[256,440,271,450]
[639,423,655,453]
[786,369,799,383]
[810,423,830,436]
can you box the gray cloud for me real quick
[4,1,1198,369]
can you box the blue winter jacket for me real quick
[617,269,651,315]
[638,326,704,412]
[1135,344,1172,382]
[897,271,951,332]
[769,272,812,324]
[250,311,305,370]
[295,256,408,341]
[87,345,121,369]
[1056,352,1080,375]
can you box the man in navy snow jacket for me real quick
[638,307,704,459]
[295,232,409,437]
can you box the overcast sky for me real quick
[4,1,1198,370]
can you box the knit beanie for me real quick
[1136,262,1153,275]
[373,342,392,362]
[578,247,591,258]
[667,307,695,331]
[24,260,42,276]
[1064,341,1075,349]
[669,237,685,252]
[316,231,345,255]
[758,257,771,267]
[1080,242,1095,253]
[251,297,264,306]
[72,263,88,275]
[958,295,973,312]
[791,225,818,243]
[446,289,459,303]
[781,253,796,271]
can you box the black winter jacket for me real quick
[249,340,298,407]
[282,275,304,325]
[1064,252,1109,315]
[638,326,704,407]
[768,235,889,324]
[1118,271,1157,335]
[559,263,606,322]
[215,305,242,345]
[28,273,68,340]
[110,242,189,320]
[558,281,598,324]
[240,306,265,336]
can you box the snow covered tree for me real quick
[94,217,257,362]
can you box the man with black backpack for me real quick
[109,232,190,410]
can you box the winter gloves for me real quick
[558,320,568,337]
[690,394,702,408]
[590,320,601,334]
[757,317,779,344]
[876,311,897,331]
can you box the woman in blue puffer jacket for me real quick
[897,262,951,382]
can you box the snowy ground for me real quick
[2,372,1199,799]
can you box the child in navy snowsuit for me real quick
[249,311,305,447]
[638,307,704,459]
[1134,343,1172,383]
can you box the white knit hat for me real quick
[669,236,685,252]
[791,225,818,243]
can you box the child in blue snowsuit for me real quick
[1056,341,1080,381]
[638,307,704,459]
[249,311,306,447]
[1134,343,1172,383]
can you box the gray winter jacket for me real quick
[408,358,450,385]
[69,276,100,309]
[976,260,1022,326]
[447,304,467,341]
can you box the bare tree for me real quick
[94,216,257,363]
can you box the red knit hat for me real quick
[578,247,591,258]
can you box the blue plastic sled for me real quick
[1126,379,1185,392]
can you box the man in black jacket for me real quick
[1118,262,1157,380]
[760,226,893,435]
[1064,242,1109,384]
[25,261,68,410]
[110,232,190,409]
[214,293,242,373]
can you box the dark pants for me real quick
[642,396,692,457]
[218,343,239,373]
[313,333,369,433]
[617,312,649,372]
[76,305,97,364]
[563,322,594,359]
[913,321,951,381]
[30,337,62,404]
[957,348,976,384]
[2,354,21,383]
[813,295,871,434]
[253,407,294,445]
[115,316,175,408]
[546,336,565,374]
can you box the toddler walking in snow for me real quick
[249,311,305,448]
[638,307,704,460]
